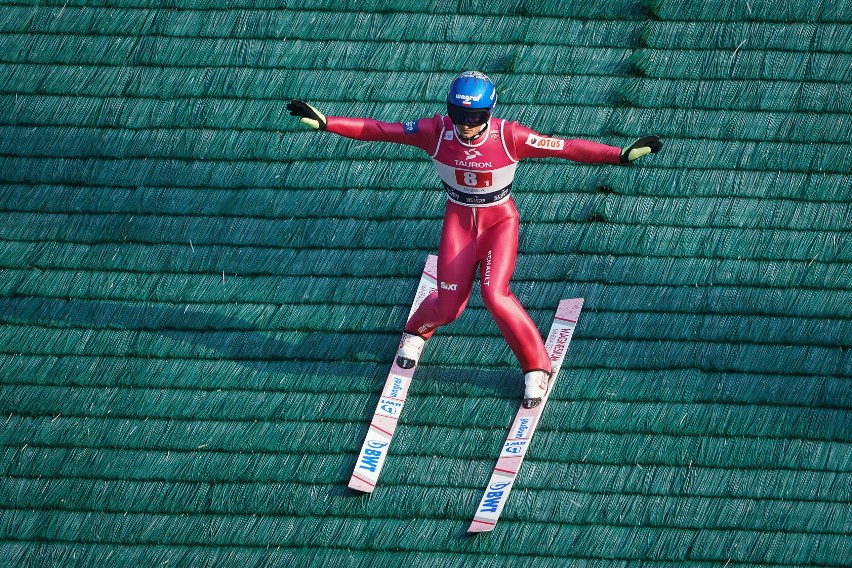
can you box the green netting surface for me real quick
[1,0,850,567]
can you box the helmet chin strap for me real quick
[455,122,488,142]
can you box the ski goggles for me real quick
[447,103,491,127]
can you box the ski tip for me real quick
[425,254,439,274]
[557,297,584,321]
[467,521,496,534]
[560,297,584,309]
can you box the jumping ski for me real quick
[468,297,584,532]
[348,254,439,493]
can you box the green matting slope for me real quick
[1,0,850,566]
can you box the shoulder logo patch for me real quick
[403,120,419,135]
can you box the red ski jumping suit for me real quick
[325,114,622,374]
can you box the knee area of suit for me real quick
[434,302,466,326]
[480,288,513,312]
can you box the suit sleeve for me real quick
[506,121,622,164]
[325,114,442,154]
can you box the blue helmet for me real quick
[446,71,497,126]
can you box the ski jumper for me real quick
[325,114,622,373]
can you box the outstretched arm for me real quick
[506,121,661,164]
[287,99,439,152]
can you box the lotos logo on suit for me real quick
[526,133,564,150]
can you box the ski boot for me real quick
[523,370,551,409]
[396,332,427,369]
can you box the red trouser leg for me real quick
[405,200,551,374]
[405,201,477,338]
[476,206,551,374]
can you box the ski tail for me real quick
[348,255,438,493]
[467,298,584,532]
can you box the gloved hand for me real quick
[620,136,662,163]
[287,100,327,130]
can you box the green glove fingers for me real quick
[287,100,327,130]
[620,135,662,164]
[626,146,652,161]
